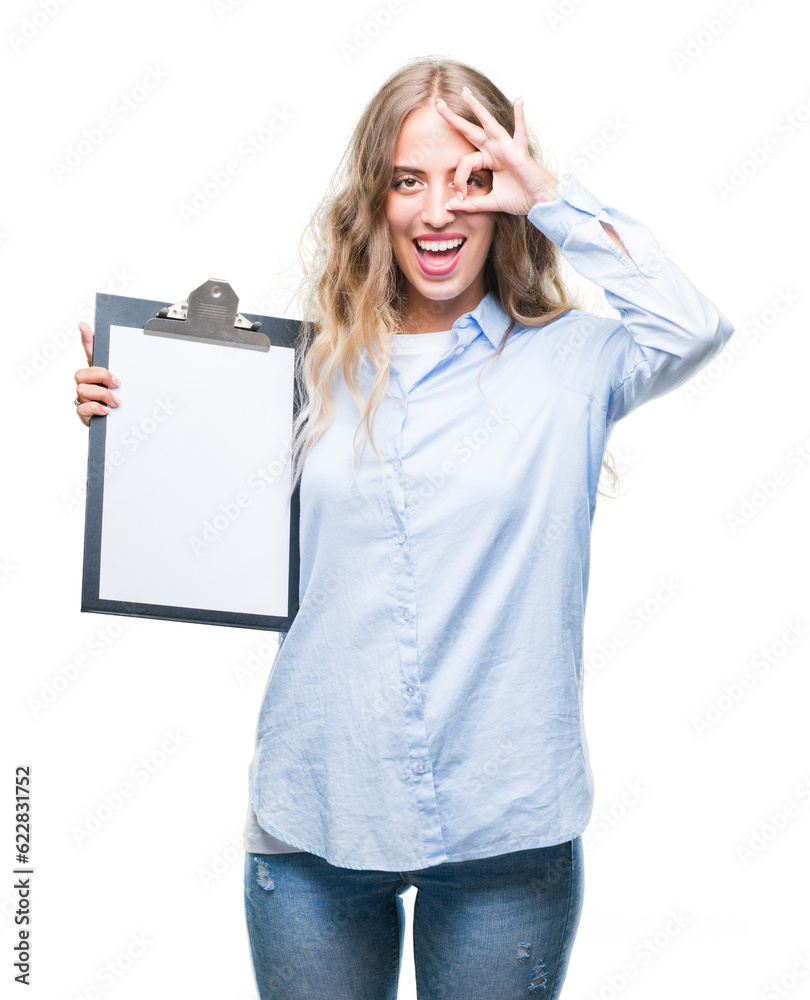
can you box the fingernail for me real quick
[436,98,445,107]
[111,395,120,406]
[110,376,120,387]
[101,405,111,414]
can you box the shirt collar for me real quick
[358,291,514,378]
[457,291,514,349]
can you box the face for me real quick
[384,103,496,331]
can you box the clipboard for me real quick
[81,279,302,632]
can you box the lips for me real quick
[412,237,466,276]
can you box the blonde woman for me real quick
[74,57,734,1000]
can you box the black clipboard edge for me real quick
[80,291,302,633]
[81,596,296,633]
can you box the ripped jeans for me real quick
[244,838,584,1000]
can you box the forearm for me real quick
[526,172,735,421]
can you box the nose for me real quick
[420,179,455,229]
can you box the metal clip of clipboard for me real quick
[143,278,270,351]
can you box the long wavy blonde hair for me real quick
[286,56,620,498]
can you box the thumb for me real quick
[79,321,94,367]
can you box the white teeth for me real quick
[416,237,465,252]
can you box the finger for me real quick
[76,400,110,427]
[79,321,94,368]
[74,365,120,389]
[450,150,485,203]
[434,98,486,147]
[76,381,121,408]
[445,190,500,214]
[460,86,507,137]
[512,97,529,150]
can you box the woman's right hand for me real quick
[74,322,121,428]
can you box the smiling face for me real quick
[385,104,496,333]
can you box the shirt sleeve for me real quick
[527,173,735,423]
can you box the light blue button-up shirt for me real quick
[247,172,735,871]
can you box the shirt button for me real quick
[396,533,405,544]
[403,610,411,621]
[416,763,425,773]
[406,686,414,696]
[455,347,463,354]
[392,459,401,470]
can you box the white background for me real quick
[3,1,809,998]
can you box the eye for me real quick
[392,175,419,190]
[467,171,491,189]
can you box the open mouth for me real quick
[413,237,466,275]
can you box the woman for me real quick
[74,57,734,1000]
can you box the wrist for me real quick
[521,164,560,209]
[526,181,560,206]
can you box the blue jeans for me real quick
[244,838,584,999]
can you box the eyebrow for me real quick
[393,165,450,174]
[392,165,490,174]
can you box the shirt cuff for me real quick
[526,173,608,249]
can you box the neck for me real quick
[399,291,485,335]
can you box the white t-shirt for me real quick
[388,327,459,390]
[244,328,458,856]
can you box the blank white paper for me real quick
[97,324,295,618]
